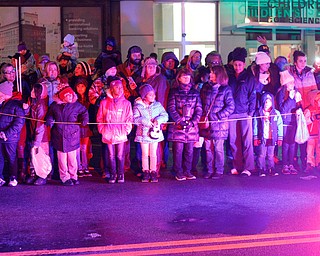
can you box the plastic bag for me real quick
[295,108,309,144]
[31,147,52,179]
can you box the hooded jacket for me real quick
[46,89,89,152]
[133,97,168,143]
[96,89,133,144]
[253,92,283,145]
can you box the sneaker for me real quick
[71,179,80,185]
[117,174,125,183]
[0,178,5,187]
[259,169,267,177]
[282,165,290,175]
[241,169,251,177]
[150,171,158,183]
[269,168,279,176]
[142,172,150,183]
[34,177,47,186]
[109,175,116,184]
[289,165,298,175]
[78,169,84,177]
[175,174,186,181]
[63,179,74,186]
[212,173,223,180]
[8,177,18,187]
[231,168,239,175]
[101,171,107,179]
[84,169,92,177]
[185,173,196,180]
[203,173,213,179]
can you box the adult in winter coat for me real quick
[160,51,179,88]
[133,84,168,183]
[287,50,317,172]
[228,47,256,177]
[200,66,235,179]
[46,85,89,186]
[167,68,202,181]
[0,81,25,187]
[96,77,133,184]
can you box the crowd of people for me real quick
[1,34,320,187]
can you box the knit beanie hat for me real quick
[139,84,154,99]
[255,52,271,65]
[78,61,91,76]
[64,34,75,45]
[17,42,27,52]
[280,70,294,86]
[258,44,270,53]
[58,86,74,101]
[0,81,13,97]
[232,47,247,63]
[102,58,116,74]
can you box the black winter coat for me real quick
[228,69,256,116]
[0,99,25,143]
[167,85,202,143]
[46,100,89,153]
[199,82,235,140]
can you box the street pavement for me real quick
[1,167,320,256]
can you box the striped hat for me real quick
[78,61,91,76]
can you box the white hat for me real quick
[280,70,294,86]
[255,52,271,65]
[63,34,75,45]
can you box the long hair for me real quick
[211,65,228,85]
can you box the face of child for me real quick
[47,64,58,80]
[76,83,86,96]
[233,60,245,75]
[209,71,216,83]
[105,67,117,77]
[110,81,123,98]
[3,66,16,83]
[264,98,272,111]
[286,81,295,91]
[144,90,156,104]
[259,63,270,73]
[63,41,71,47]
[178,74,191,85]
[63,93,73,103]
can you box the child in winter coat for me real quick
[254,92,283,176]
[46,84,89,186]
[133,84,168,182]
[304,90,320,174]
[276,70,302,175]
[27,83,51,185]
[96,77,133,183]
[59,34,79,66]
[75,78,93,177]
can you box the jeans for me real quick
[282,125,296,166]
[107,142,125,175]
[257,143,275,170]
[0,141,18,179]
[204,139,224,174]
[172,142,193,176]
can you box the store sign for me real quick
[247,0,320,24]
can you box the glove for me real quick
[277,140,283,146]
[254,139,260,146]
[295,91,302,102]
[46,119,54,127]
[289,90,295,99]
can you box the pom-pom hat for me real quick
[64,34,75,45]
